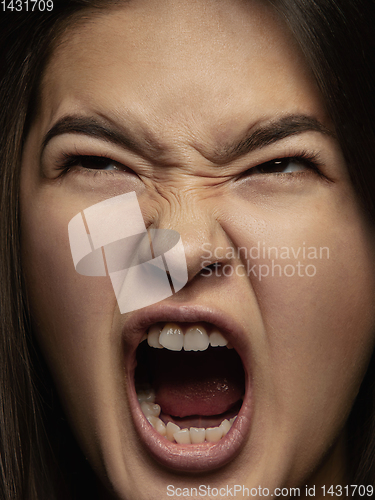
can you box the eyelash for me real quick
[55,151,323,178]
[55,153,130,175]
[239,150,323,178]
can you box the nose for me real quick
[149,196,234,284]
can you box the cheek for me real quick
[217,187,375,454]
[218,185,375,357]
[20,188,117,373]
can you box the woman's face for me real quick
[20,0,375,498]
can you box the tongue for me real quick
[152,347,245,418]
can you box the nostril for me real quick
[200,262,221,276]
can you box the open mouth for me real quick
[125,306,252,472]
[135,323,244,444]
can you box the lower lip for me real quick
[126,368,252,472]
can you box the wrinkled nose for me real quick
[149,197,234,284]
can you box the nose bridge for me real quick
[150,192,233,281]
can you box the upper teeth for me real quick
[159,323,184,351]
[145,323,229,351]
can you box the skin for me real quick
[20,0,375,498]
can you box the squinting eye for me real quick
[251,158,309,175]
[56,154,137,176]
[78,156,120,171]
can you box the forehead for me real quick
[39,0,327,154]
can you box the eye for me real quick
[56,154,136,175]
[248,158,314,174]
[250,156,316,175]
[78,156,120,171]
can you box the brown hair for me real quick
[0,1,374,498]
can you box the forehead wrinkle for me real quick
[105,101,223,167]
[96,108,170,160]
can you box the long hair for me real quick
[0,1,374,498]
[267,0,375,483]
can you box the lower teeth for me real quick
[137,390,237,444]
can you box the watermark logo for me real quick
[200,242,329,280]
[68,192,188,313]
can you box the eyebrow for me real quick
[218,114,335,163]
[41,113,335,163]
[42,115,142,155]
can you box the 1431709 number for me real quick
[1,0,53,11]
